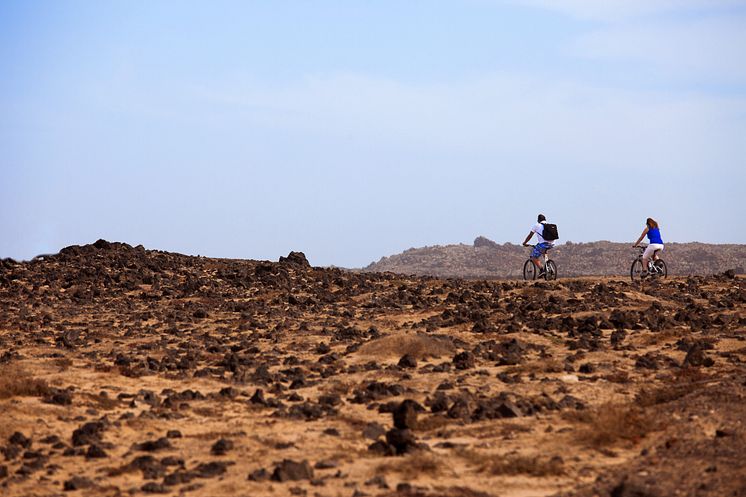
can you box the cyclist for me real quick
[632,217,664,276]
[522,214,554,277]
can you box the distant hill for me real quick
[363,237,746,278]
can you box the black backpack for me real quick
[542,223,559,241]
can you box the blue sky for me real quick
[2,0,745,267]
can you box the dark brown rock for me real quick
[279,252,311,267]
[271,459,314,482]
[682,344,715,368]
[211,438,234,455]
[64,476,93,491]
[9,432,31,448]
[392,399,419,430]
[385,428,418,455]
[397,354,417,369]
[453,351,476,370]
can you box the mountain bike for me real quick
[630,245,667,281]
[523,245,557,281]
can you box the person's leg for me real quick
[649,245,663,271]
[537,244,549,272]
[652,244,663,261]
[530,245,544,270]
[642,245,655,271]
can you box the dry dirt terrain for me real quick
[1,240,745,497]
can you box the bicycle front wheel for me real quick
[523,260,537,280]
[630,258,644,281]
[545,260,557,280]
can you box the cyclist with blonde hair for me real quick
[633,218,664,276]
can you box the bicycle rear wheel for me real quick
[630,258,644,281]
[545,260,557,280]
[523,260,537,280]
[654,259,667,278]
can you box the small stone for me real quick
[250,389,268,406]
[9,432,31,448]
[683,344,714,368]
[134,437,172,452]
[362,423,386,441]
[211,438,234,455]
[392,400,419,430]
[397,354,417,369]
[71,421,105,447]
[248,468,270,481]
[453,351,476,370]
[496,401,522,418]
[193,461,229,478]
[64,476,93,491]
[86,444,107,459]
[271,459,314,482]
[44,388,73,406]
[715,428,734,438]
[385,428,418,455]
[578,363,596,374]
[367,440,394,456]
[163,470,193,486]
[365,474,389,488]
[141,482,168,493]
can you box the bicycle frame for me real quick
[523,245,556,281]
[631,245,667,281]
[635,246,663,274]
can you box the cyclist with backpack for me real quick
[522,214,558,277]
[632,217,664,276]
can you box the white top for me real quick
[532,222,553,245]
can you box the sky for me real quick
[1,0,745,267]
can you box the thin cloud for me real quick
[192,72,746,172]
[503,0,745,21]
[570,16,746,84]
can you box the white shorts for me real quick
[643,243,664,260]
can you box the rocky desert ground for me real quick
[1,240,745,497]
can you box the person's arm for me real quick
[522,231,535,246]
[633,227,648,247]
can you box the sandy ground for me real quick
[0,242,744,497]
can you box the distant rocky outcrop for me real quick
[364,237,746,278]
[279,251,311,267]
[473,236,500,249]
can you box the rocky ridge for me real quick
[364,237,746,278]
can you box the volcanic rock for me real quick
[453,351,476,370]
[397,354,417,369]
[385,428,418,455]
[279,252,311,267]
[392,399,420,430]
[682,344,715,368]
[211,438,234,455]
[63,476,94,491]
[271,459,314,482]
